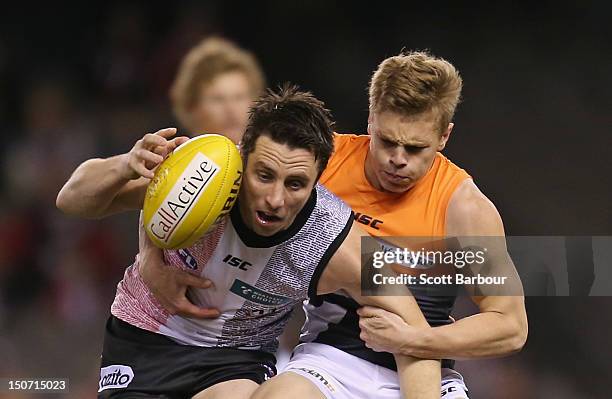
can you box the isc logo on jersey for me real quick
[143,134,243,249]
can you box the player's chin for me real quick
[253,225,284,237]
[381,179,413,193]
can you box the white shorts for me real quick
[281,343,468,399]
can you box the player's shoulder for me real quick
[326,133,369,172]
[333,132,369,153]
[314,184,353,222]
[436,152,470,178]
[446,179,504,236]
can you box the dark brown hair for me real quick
[240,84,335,177]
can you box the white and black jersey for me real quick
[111,184,353,354]
[301,276,457,370]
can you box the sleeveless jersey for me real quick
[301,133,471,370]
[111,184,353,354]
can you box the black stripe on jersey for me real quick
[307,211,354,300]
[308,292,456,370]
[230,188,317,248]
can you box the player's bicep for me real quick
[447,180,523,296]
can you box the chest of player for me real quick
[164,220,314,312]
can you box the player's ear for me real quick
[437,123,454,151]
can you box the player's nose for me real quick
[264,182,285,210]
[388,148,408,169]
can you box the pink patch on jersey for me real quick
[163,218,227,275]
[111,258,169,331]
[110,218,227,332]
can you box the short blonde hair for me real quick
[369,51,462,133]
[170,37,265,128]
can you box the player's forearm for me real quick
[402,311,527,359]
[56,155,131,218]
[394,355,440,399]
[364,288,441,397]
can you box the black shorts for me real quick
[98,316,276,399]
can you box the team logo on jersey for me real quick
[354,212,383,230]
[98,365,134,392]
[222,254,252,271]
[178,248,198,270]
[230,279,292,306]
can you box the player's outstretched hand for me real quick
[121,127,189,180]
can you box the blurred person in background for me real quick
[169,36,265,142]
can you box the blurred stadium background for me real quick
[0,1,610,398]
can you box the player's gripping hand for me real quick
[137,214,221,319]
[121,128,189,180]
[357,306,433,355]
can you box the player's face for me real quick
[239,135,319,236]
[190,71,253,144]
[366,110,452,193]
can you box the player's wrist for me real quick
[115,153,139,181]
[400,326,435,357]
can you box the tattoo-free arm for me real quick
[318,222,440,399]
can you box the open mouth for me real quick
[256,211,282,225]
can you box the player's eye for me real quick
[287,180,305,190]
[258,172,272,182]
[380,138,396,147]
[404,145,425,153]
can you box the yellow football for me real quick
[143,134,242,249]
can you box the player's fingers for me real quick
[142,133,169,148]
[154,127,178,139]
[175,299,220,319]
[179,273,214,290]
[168,136,190,151]
[151,145,167,157]
[356,306,382,318]
[136,148,164,165]
[130,158,154,179]
[150,136,188,160]
[358,318,369,332]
